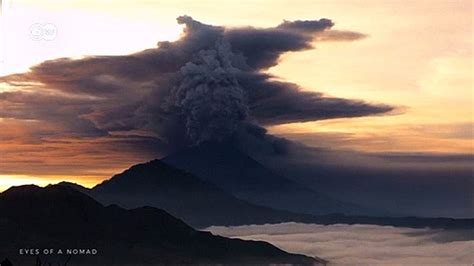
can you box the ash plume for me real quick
[166,41,248,144]
[0,16,393,152]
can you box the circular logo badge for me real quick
[29,23,58,41]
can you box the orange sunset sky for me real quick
[0,0,472,191]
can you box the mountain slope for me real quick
[163,142,371,216]
[88,160,315,228]
[0,185,320,265]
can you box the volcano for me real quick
[163,142,370,216]
[87,159,315,227]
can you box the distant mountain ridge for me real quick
[0,185,320,265]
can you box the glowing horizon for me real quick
[0,174,103,192]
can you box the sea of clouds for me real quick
[207,223,474,264]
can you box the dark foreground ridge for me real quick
[0,185,322,265]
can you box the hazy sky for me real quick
[0,0,472,190]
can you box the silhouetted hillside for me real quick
[0,185,320,265]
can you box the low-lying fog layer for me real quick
[207,223,474,264]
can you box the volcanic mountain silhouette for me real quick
[0,185,321,265]
[163,142,369,216]
[88,159,315,227]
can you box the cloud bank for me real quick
[207,223,474,264]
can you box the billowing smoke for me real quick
[0,15,394,169]
[165,41,248,144]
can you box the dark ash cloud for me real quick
[165,41,248,143]
[239,72,392,125]
[276,19,334,33]
[0,16,392,152]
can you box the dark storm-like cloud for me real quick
[0,16,392,150]
[0,90,107,137]
[239,72,392,125]
[276,19,334,33]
